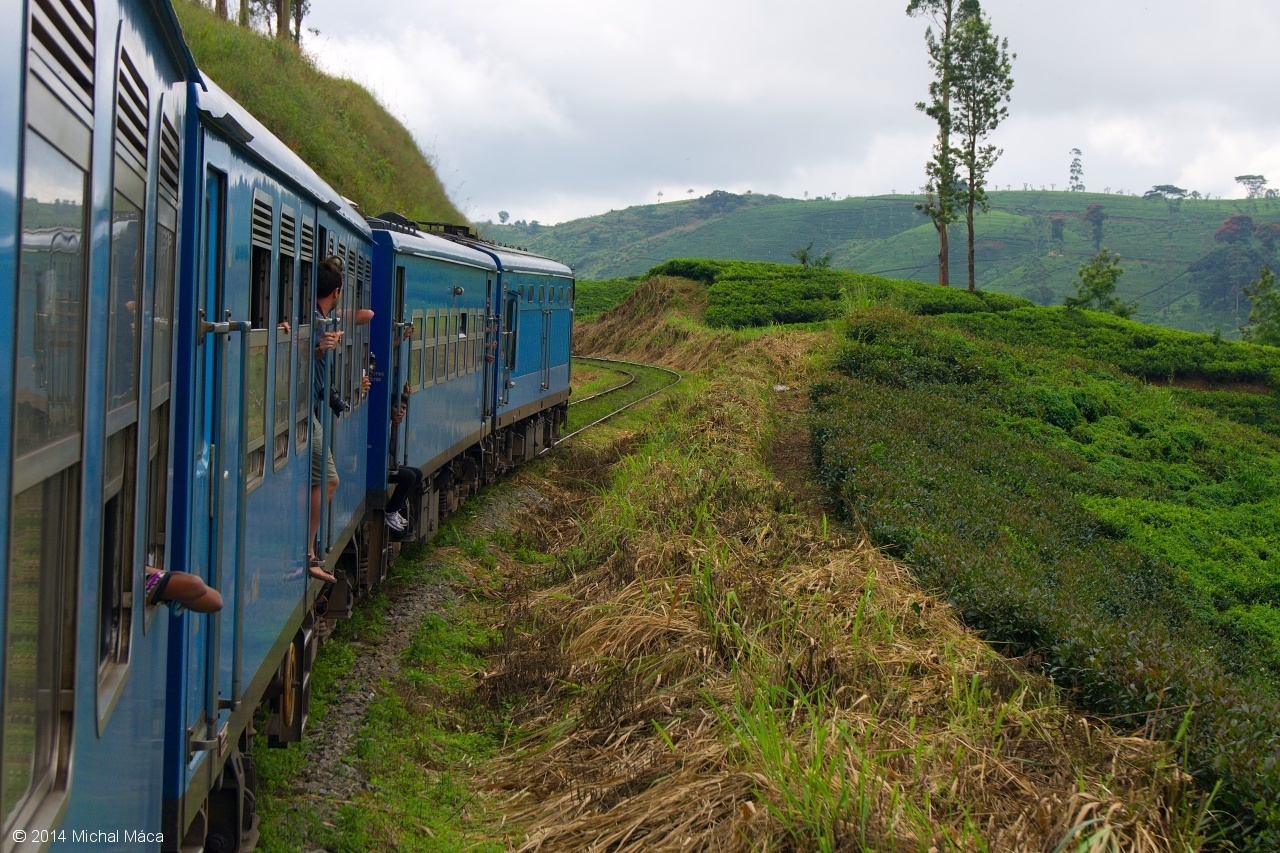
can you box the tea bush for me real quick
[811,307,1280,846]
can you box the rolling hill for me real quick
[483,190,1280,335]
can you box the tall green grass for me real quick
[173,1,461,223]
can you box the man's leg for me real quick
[308,415,336,582]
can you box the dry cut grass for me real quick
[476,280,1211,851]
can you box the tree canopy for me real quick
[1065,250,1135,317]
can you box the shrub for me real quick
[811,309,1280,847]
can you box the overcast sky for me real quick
[300,1,1280,225]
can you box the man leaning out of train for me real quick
[307,256,371,583]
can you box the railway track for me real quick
[557,356,682,445]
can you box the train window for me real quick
[98,428,136,692]
[423,312,436,388]
[449,311,459,380]
[245,191,272,487]
[4,468,80,831]
[296,219,315,454]
[518,284,525,301]
[245,340,268,486]
[144,111,179,632]
[504,298,518,372]
[539,285,546,303]
[6,5,94,810]
[249,191,272,329]
[559,286,565,302]
[274,207,296,469]
[16,132,88,458]
[408,310,422,389]
[435,309,446,384]
[460,310,470,374]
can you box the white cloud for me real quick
[300,0,1280,224]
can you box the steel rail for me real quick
[550,356,683,449]
[568,359,636,405]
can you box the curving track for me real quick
[555,356,683,446]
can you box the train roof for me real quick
[446,235,574,279]
[150,0,201,79]
[371,225,498,273]
[194,74,370,236]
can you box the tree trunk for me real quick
[215,0,227,18]
[278,0,291,40]
[238,0,248,26]
[293,0,304,44]
[937,222,950,286]
[966,202,976,291]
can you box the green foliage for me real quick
[810,306,1280,846]
[790,241,832,270]
[173,0,461,223]
[572,278,638,319]
[1065,250,1135,317]
[1243,265,1280,346]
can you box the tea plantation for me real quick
[607,259,1280,845]
[801,281,1280,845]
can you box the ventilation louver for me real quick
[30,0,95,110]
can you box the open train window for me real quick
[435,310,447,384]
[274,207,296,469]
[98,42,150,721]
[245,189,273,487]
[459,311,469,376]
[504,297,518,371]
[295,218,315,455]
[143,110,178,634]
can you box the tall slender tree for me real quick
[951,4,1013,291]
[277,0,291,40]
[908,0,977,287]
[215,0,228,17]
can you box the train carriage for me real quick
[163,72,375,848]
[0,3,576,849]
[2,0,199,846]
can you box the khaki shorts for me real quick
[311,415,338,485]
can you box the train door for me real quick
[182,167,246,796]
[500,283,516,407]
[540,290,551,391]
[482,276,496,424]
[393,264,408,466]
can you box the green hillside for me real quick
[173,1,461,223]
[489,191,1280,336]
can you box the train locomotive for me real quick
[0,1,573,849]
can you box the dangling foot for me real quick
[307,556,337,584]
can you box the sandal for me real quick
[307,557,337,584]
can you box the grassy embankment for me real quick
[630,258,1280,844]
[173,0,461,223]
[252,278,1210,851]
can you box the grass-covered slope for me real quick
[173,1,462,223]
[504,191,1280,335]
[589,259,1280,845]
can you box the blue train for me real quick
[0,1,573,849]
